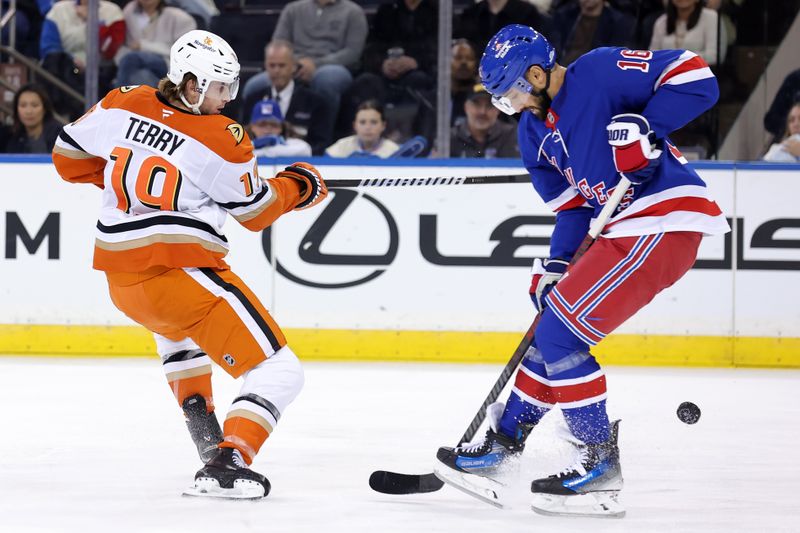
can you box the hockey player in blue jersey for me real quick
[434,25,730,517]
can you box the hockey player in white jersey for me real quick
[52,30,328,499]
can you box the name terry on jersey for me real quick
[124,117,186,156]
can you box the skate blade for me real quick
[531,490,625,518]
[433,464,505,508]
[182,477,266,500]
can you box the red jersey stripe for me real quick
[514,370,555,404]
[552,374,607,404]
[659,55,709,86]
[607,196,722,229]
[556,193,589,212]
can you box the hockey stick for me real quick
[326,173,528,189]
[368,175,633,496]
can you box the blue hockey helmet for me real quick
[479,25,556,98]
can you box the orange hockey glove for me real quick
[277,162,328,210]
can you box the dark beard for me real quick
[531,91,552,121]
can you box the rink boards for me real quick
[0,157,798,367]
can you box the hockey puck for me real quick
[677,401,701,424]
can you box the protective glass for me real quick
[205,79,240,100]
[491,76,533,115]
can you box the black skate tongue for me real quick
[369,471,444,495]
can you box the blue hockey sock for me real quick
[535,311,611,444]
[561,399,611,444]
[499,390,550,437]
[498,345,551,437]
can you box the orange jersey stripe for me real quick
[238,177,302,231]
[52,149,106,188]
[220,416,270,464]
[168,373,214,410]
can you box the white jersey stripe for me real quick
[605,211,729,238]
[183,267,280,357]
[228,400,278,432]
[511,387,555,409]
[548,368,605,387]
[545,187,583,211]
[520,363,606,388]
[162,355,212,374]
[558,393,608,409]
[654,50,696,89]
[519,364,551,385]
[661,67,714,87]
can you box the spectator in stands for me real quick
[764,69,800,139]
[241,40,333,155]
[763,103,800,162]
[115,0,196,88]
[247,99,312,158]
[455,0,554,54]
[552,0,634,66]
[326,100,399,158]
[450,83,519,158]
[40,0,124,118]
[4,83,62,154]
[451,39,479,127]
[649,0,727,66]
[344,0,437,142]
[242,0,367,134]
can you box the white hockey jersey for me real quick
[53,85,302,272]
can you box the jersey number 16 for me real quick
[616,49,653,73]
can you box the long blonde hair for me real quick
[157,73,197,104]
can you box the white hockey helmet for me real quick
[168,30,240,114]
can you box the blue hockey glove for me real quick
[529,258,569,312]
[606,113,663,184]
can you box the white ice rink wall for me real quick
[1,156,798,367]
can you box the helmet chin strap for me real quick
[180,91,205,115]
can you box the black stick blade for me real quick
[368,471,444,495]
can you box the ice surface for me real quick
[1,358,798,533]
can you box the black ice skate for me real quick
[182,394,223,463]
[434,403,533,508]
[183,447,271,500]
[530,419,624,518]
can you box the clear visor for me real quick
[204,79,240,101]
[490,77,533,116]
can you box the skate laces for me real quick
[231,449,247,469]
[458,435,490,454]
[556,445,589,478]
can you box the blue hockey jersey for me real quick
[519,47,730,261]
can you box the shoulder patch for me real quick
[119,85,139,93]
[227,123,245,145]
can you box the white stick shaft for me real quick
[588,175,632,239]
[326,173,528,188]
